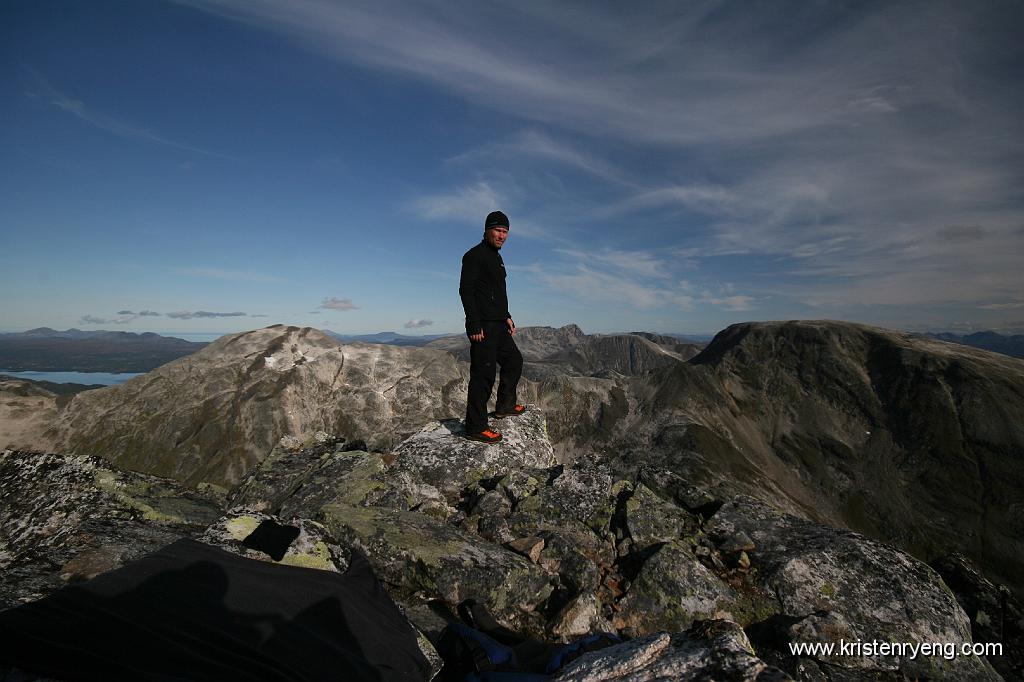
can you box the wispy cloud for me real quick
[173,267,286,283]
[699,292,755,312]
[31,71,235,159]
[117,310,162,317]
[528,263,694,311]
[979,302,1024,311]
[448,130,631,186]
[79,314,133,325]
[166,310,248,319]
[404,318,434,328]
[555,248,671,280]
[80,310,165,325]
[319,297,359,311]
[411,182,501,222]
[175,1,1001,147]
[607,185,738,217]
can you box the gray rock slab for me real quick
[388,408,554,503]
[553,620,791,681]
[708,495,1001,680]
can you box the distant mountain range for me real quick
[923,330,1024,359]
[323,330,450,346]
[0,328,207,373]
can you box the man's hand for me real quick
[469,329,485,342]
[506,318,516,335]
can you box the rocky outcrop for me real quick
[0,380,60,453]
[932,553,1023,681]
[0,403,1007,680]
[211,414,1012,680]
[708,495,1000,680]
[0,449,222,608]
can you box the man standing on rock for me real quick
[459,210,526,443]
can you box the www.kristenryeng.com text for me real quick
[789,639,1002,661]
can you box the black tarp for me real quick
[0,539,430,681]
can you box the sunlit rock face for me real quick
[38,325,473,487]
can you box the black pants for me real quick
[465,320,523,434]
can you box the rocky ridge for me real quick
[2,408,1014,680]
[426,324,700,380]
[3,320,1022,624]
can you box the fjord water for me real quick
[0,370,143,386]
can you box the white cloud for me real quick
[404,318,434,328]
[79,314,133,325]
[700,292,755,311]
[320,297,359,311]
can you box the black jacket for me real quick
[460,240,511,334]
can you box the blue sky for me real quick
[2,1,1023,337]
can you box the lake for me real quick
[0,370,144,386]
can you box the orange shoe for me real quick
[494,405,527,418]
[465,428,503,444]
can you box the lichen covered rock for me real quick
[388,409,554,505]
[614,541,738,636]
[709,495,1001,680]
[0,449,221,608]
[320,502,553,635]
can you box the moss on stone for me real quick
[225,515,262,541]
[91,469,191,524]
[279,541,336,571]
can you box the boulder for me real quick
[614,541,738,636]
[552,620,791,681]
[709,495,1001,680]
[387,409,554,505]
[320,503,553,635]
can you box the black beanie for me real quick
[484,210,509,229]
